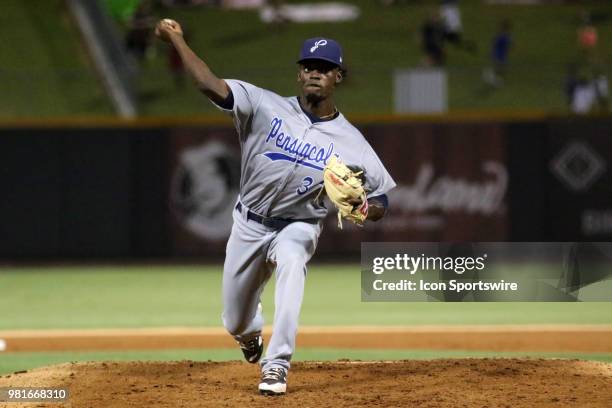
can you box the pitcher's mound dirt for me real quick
[1,359,611,408]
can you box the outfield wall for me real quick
[1,117,610,259]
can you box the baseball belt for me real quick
[235,202,318,230]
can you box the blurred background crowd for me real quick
[2,0,611,118]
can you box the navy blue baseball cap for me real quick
[297,37,344,68]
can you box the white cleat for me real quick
[258,367,287,395]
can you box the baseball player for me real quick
[156,19,396,395]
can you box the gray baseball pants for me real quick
[222,202,322,372]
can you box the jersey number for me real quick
[297,177,314,195]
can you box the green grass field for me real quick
[2,0,611,117]
[1,265,611,374]
[0,0,113,117]
[2,265,611,329]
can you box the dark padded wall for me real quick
[0,128,168,258]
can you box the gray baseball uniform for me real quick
[216,79,396,372]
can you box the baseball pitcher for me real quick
[156,19,396,395]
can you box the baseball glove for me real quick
[321,156,368,229]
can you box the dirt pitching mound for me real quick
[1,359,611,408]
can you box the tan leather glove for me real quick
[321,156,368,229]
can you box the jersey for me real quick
[440,3,462,34]
[214,79,396,220]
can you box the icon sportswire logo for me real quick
[264,117,334,171]
[310,39,327,53]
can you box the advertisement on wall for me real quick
[546,121,612,240]
[318,123,508,248]
[168,123,508,256]
[169,127,242,256]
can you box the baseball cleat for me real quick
[258,367,287,395]
[238,333,263,364]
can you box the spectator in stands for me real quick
[125,1,156,62]
[483,19,512,88]
[577,11,598,52]
[439,0,476,54]
[568,65,609,114]
[421,12,445,66]
[567,11,608,114]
